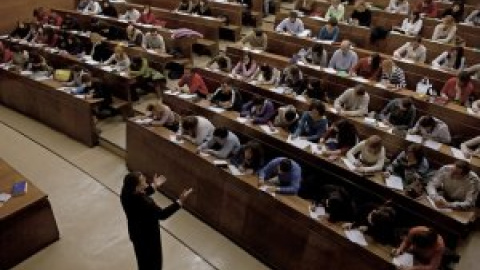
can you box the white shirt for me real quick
[400,18,423,36]
[393,42,427,63]
[334,88,369,116]
[431,51,465,70]
[121,9,141,22]
[83,1,102,14]
[432,24,457,44]
[385,0,409,15]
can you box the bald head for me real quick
[340,40,351,53]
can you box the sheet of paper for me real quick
[178,93,196,99]
[147,49,158,54]
[286,135,310,149]
[400,58,414,64]
[309,205,326,219]
[364,117,377,126]
[467,108,476,115]
[236,117,248,124]
[342,158,356,171]
[328,107,338,114]
[406,134,423,144]
[296,95,307,102]
[323,67,336,74]
[450,147,470,161]
[344,229,368,246]
[20,70,33,76]
[377,122,389,129]
[33,75,50,81]
[259,185,276,197]
[385,175,404,191]
[85,59,99,66]
[392,253,414,267]
[259,125,278,135]
[213,160,228,166]
[424,139,442,150]
[101,66,114,72]
[164,90,179,96]
[73,94,87,99]
[199,152,210,157]
[169,135,184,144]
[228,165,245,176]
[208,106,225,113]
[353,76,369,83]
[0,193,12,203]
[272,87,285,94]
[374,82,386,89]
[57,87,74,92]
[310,144,324,155]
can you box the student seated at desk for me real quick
[385,0,409,14]
[258,157,302,195]
[47,12,63,27]
[408,115,451,144]
[273,105,299,132]
[414,0,438,17]
[120,6,141,22]
[126,24,145,47]
[25,52,52,74]
[461,136,480,159]
[279,64,305,94]
[10,21,32,40]
[378,97,417,131]
[230,140,265,174]
[206,50,232,72]
[350,53,381,80]
[464,4,480,26]
[328,40,358,72]
[427,160,479,210]
[349,0,372,27]
[179,115,215,145]
[129,57,166,99]
[89,33,112,62]
[31,26,47,44]
[58,34,85,56]
[138,6,164,26]
[252,63,281,85]
[334,84,369,117]
[231,52,258,80]
[82,0,102,15]
[441,0,464,23]
[296,0,315,15]
[393,11,423,36]
[302,78,330,102]
[296,43,328,67]
[142,30,165,53]
[61,15,81,31]
[198,127,241,159]
[65,65,89,87]
[344,201,397,245]
[145,103,179,131]
[316,17,339,42]
[439,71,474,106]
[177,65,209,98]
[393,36,427,63]
[312,184,356,223]
[101,1,118,18]
[385,144,430,197]
[104,46,131,71]
[210,79,243,110]
[241,29,268,51]
[292,100,328,142]
[45,28,60,48]
[347,135,386,174]
[275,11,305,36]
[10,46,28,69]
[75,74,114,118]
[240,96,275,124]
[192,0,212,16]
[432,15,457,44]
[319,119,358,159]
[176,0,194,13]
[379,59,406,90]
[431,46,465,70]
[0,42,13,64]
[325,0,345,22]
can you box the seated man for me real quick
[378,97,416,131]
[275,11,306,36]
[209,79,243,111]
[440,71,474,106]
[292,100,328,142]
[334,84,369,117]
[328,40,358,72]
[206,50,232,72]
[126,24,145,47]
[258,157,302,195]
[177,65,209,98]
[427,160,479,210]
[142,29,166,53]
[393,36,427,63]
[272,105,299,132]
[408,115,451,144]
[197,127,241,159]
[346,135,386,174]
[241,28,268,51]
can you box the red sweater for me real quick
[441,77,473,105]
[178,73,209,95]
[350,57,380,80]
[397,226,444,270]
[414,1,438,17]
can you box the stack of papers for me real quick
[272,87,285,94]
[286,135,310,149]
[259,125,278,135]
[164,90,179,96]
[406,134,423,143]
[385,175,404,191]
[309,205,326,219]
[101,66,114,72]
[364,117,377,126]
[344,229,368,246]
[392,253,414,267]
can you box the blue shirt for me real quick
[317,25,339,42]
[293,112,328,142]
[258,157,302,194]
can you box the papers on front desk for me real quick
[169,135,184,144]
[392,253,413,267]
[286,135,310,149]
[228,165,244,176]
[344,229,368,246]
[385,175,404,191]
[309,205,326,219]
[450,147,470,162]
[164,90,179,95]
[207,106,225,113]
[342,158,356,171]
[178,93,196,99]
[406,134,423,144]
[424,139,442,150]
[259,125,278,135]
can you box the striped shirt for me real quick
[381,65,406,88]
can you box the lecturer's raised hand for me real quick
[178,188,194,206]
[153,174,167,188]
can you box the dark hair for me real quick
[130,57,143,71]
[458,71,471,84]
[419,116,436,128]
[324,186,353,223]
[410,228,438,249]
[454,160,471,175]
[406,144,424,163]
[308,78,322,90]
[243,52,253,70]
[448,46,464,69]
[328,17,338,26]
[401,97,413,109]
[121,171,142,196]
[335,119,357,149]
[312,44,324,55]
[260,64,273,81]
[182,116,198,131]
[243,140,264,168]
[310,100,326,115]
[410,12,421,23]
[289,11,298,18]
[279,159,292,173]
[251,95,264,106]
[371,53,381,72]
[254,28,263,37]
[370,206,396,228]
[217,57,228,70]
[285,109,297,122]
[213,127,229,138]
[354,84,366,95]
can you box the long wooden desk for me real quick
[0,158,59,270]
[0,68,100,147]
[226,46,480,140]
[126,121,395,270]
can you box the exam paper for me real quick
[259,125,278,135]
[228,165,244,176]
[342,158,356,171]
[208,106,225,113]
[385,175,404,191]
[309,205,326,219]
[169,135,184,144]
[406,134,423,143]
[424,140,442,150]
[345,229,368,246]
[392,253,413,267]
[286,135,310,149]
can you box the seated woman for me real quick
[10,21,31,40]
[89,33,112,62]
[440,0,464,22]
[138,6,164,26]
[26,52,52,74]
[120,6,141,22]
[379,59,406,90]
[210,79,243,111]
[393,12,423,36]
[431,46,465,70]
[10,46,28,69]
[178,115,215,145]
[176,0,194,12]
[192,0,212,16]
[126,24,145,47]
[129,57,166,99]
[385,144,430,197]
[145,102,179,131]
[432,15,457,44]
[240,96,275,124]
[252,63,281,85]
[393,36,427,63]
[440,71,474,106]
[349,0,372,27]
[101,1,118,17]
[378,97,416,131]
[464,4,480,26]
[0,42,13,64]
[385,0,409,14]
[297,44,328,67]
[206,50,232,72]
[31,26,47,44]
[408,115,451,144]
[231,52,258,80]
[320,119,358,159]
[343,201,397,245]
[241,29,268,51]
[292,100,328,142]
[325,0,345,22]
[302,78,329,103]
[346,135,386,174]
[273,105,299,132]
[349,53,381,80]
[316,17,339,42]
[279,64,305,94]
[103,46,131,72]
[230,140,265,175]
[311,184,356,223]
[461,136,480,159]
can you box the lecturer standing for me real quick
[121,172,193,270]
